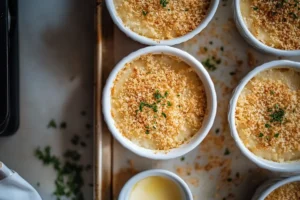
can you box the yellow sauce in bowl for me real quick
[129,176,184,200]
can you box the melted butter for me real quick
[129,176,184,200]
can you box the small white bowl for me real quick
[105,0,219,46]
[228,60,300,173]
[118,169,193,200]
[233,0,300,57]
[251,176,300,200]
[102,46,217,160]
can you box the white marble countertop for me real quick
[0,0,94,199]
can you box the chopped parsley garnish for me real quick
[270,90,275,95]
[185,8,189,11]
[270,107,285,123]
[164,91,169,97]
[253,6,259,10]
[142,10,148,16]
[274,133,280,138]
[139,102,158,112]
[160,0,169,7]
[146,130,150,134]
[154,90,163,100]
[259,133,264,137]
[167,101,172,107]
[180,157,185,161]
[265,124,271,128]
[162,112,167,118]
[47,119,57,129]
[177,94,180,97]
[224,148,230,155]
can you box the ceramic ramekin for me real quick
[228,60,300,173]
[105,0,219,46]
[102,46,217,160]
[233,0,300,57]
[118,169,193,200]
[251,176,300,200]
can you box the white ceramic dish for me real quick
[251,176,300,200]
[105,0,219,46]
[228,60,300,173]
[118,169,193,200]
[102,46,217,160]
[233,0,300,57]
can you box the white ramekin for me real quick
[102,46,217,160]
[105,0,219,46]
[233,0,300,57]
[228,60,300,173]
[118,169,193,200]
[251,176,300,200]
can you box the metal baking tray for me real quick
[94,1,300,200]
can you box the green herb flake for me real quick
[181,157,185,161]
[202,58,217,71]
[160,0,169,7]
[60,122,67,129]
[162,112,167,118]
[253,6,259,10]
[177,94,180,97]
[259,133,264,137]
[154,90,163,100]
[167,101,172,107]
[47,119,57,129]
[142,10,148,16]
[270,90,275,95]
[270,108,285,123]
[265,124,271,128]
[164,91,169,97]
[229,71,236,76]
[274,133,280,138]
[37,182,40,187]
[224,148,230,155]
[146,130,150,134]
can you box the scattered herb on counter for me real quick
[34,146,85,200]
[60,122,67,129]
[162,112,167,118]
[259,133,264,137]
[47,119,57,129]
[274,133,280,138]
[71,135,80,146]
[181,157,185,161]
[160,0,169,7]
[202,58,216,71]
[224,148,230,155]
[85,123,91,130]
[265,124,271,128]
[142,10,148,16]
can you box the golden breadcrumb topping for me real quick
[241,0,300,50]
[114,0,211,40]
[236,68,300,162]
[111,54,207,150]
[266,182,300,200]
